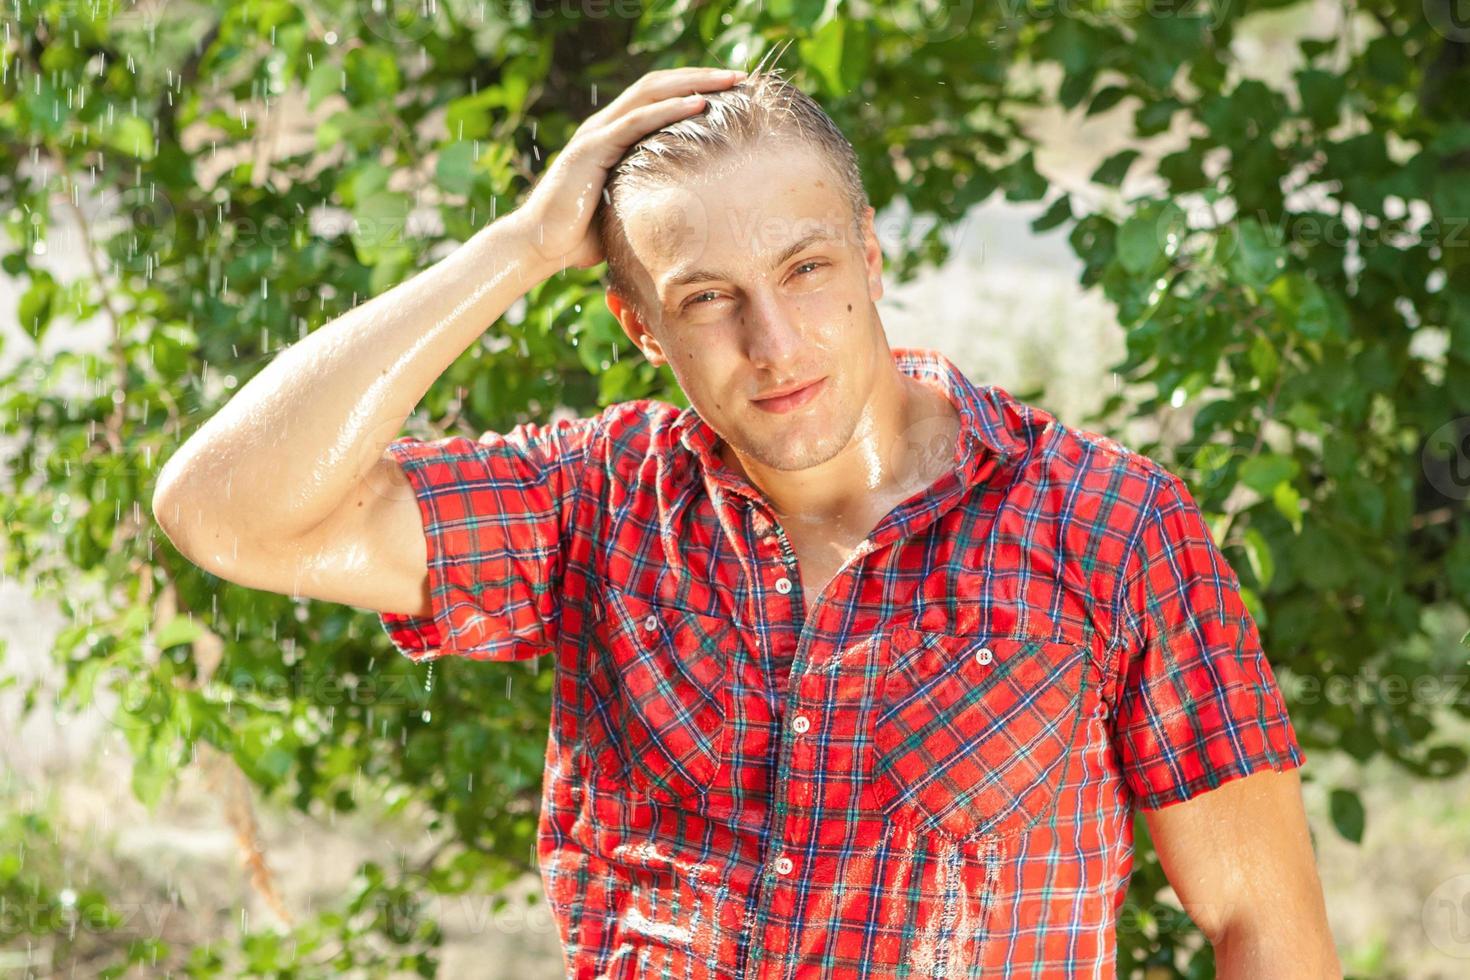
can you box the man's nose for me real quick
[742,291,805,372]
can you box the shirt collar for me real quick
[669,346,1020,496]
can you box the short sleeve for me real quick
[377,410,604,664]
[1109,473,1306,810]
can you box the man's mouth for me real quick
[751,376,827,414]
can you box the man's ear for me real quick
[606,287,668,368]
[860,205,884,304]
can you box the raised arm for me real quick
[150,66,748,617]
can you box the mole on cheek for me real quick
[846,304,852,312]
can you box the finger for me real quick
[607,67,746,115]
[591,94,713,166]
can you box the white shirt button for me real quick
[775,577,792,594]
[791,714,810,734]
[643,615,658,632]
[974,646,994,665]
[774,855,794,875]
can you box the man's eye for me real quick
[685,263,824,309]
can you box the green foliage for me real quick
[3,0,1468,974]
[0,793,441,976]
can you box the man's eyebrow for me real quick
[661,229,839,291]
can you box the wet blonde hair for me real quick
[595,45,869,326]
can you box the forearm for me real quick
[153,209,552,556]
[1212,915,1342,980]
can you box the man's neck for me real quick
[719,363,961,528]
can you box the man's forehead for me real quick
[656,220,848,291]
[626,187,851,274]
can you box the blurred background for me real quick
[2,0,1469,976]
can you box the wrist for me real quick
[483,207,563,285]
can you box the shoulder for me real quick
[589,398,686,450]
[983,384,1179,529]
[540,398,694,478]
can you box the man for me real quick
[153,63,1340,978]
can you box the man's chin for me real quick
[735,429,848,473]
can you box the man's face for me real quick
[609,144,887,473]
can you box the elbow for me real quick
[150,455,219,566]
[1209,914,1343,980]
[151,482,198,563]
[151,459,191,546]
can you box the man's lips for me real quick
[750,376,827,413]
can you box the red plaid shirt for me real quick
[379,346,1306,978]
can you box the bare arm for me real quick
[151,66,748,616]
[1143,768,1342,979]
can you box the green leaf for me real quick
[1426,745,1468,779]
[1227,218,1285,289]
[1091,149,1140,188]
[1239,453,1299,496]
[765,0,828,30]
[1296,69,1344,128]
[1031,195,1071,233]
[1135,98,1181,136]
[435,142,478,197]
[18,275,56,339]
[155,616,205,650]
[344,46,402,103]
[1248,333,1279,382]
[801,18,868,97]
[1116,211,1163,274]
[352,191,411,263]
[1243,527,1274,589]
[1000,151,1047,202]
[306,60,342,110]
[1086,85,1128,117]
[1329,788,1365,843]
[1273,481,1303,534]
[104,114,156,160]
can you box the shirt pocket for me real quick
[866,628,1091,842]
[584,588,732,808]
